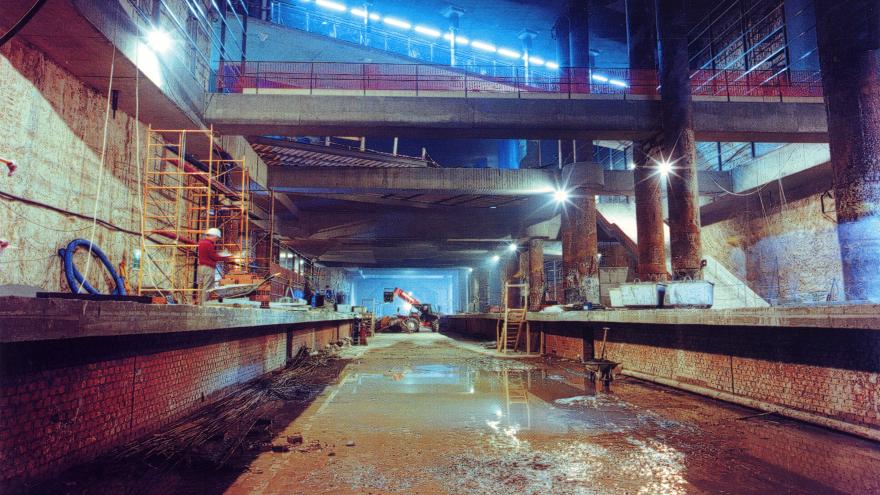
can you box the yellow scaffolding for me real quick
[137,126,250,303]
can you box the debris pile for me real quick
[112,346,338,467]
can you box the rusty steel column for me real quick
[527,238,545,310]
[658,0,702,280]
[816,1,880,301]
[561,190,600,303]
[627,0,667,282]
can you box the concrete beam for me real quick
[206,94,828,142]
[269,164,732,196]
[0,297,356,343]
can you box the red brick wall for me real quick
[0,322,347,486]
[589,324,880,431]
[543,323,590,361]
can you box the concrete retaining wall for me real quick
[0,320,353,487]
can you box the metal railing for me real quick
[214,61,824,100]
[264,2,540,73]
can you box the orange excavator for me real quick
[378,287,440,333]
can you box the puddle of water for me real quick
[238,335,880,495]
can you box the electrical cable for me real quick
[58,239,126,295]
[0,191,141,237]
[78,34,117,293]
[0,0,49,48]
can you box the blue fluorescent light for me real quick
[609,79,628,87]
[471,40,497,52]
[316,0,346,12]
[591,74,609,82]
[383,17,412,29]
[443,33,469,45]
[497,48,520,59]
[414,25,441,37]
[369,12,380,20]
[529,56,545,65]
[545,61,560,69]
[350,7,367,17]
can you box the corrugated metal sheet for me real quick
[251,138,430,169]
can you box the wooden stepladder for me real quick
[497,282,528,353]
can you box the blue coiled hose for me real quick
[58,239,126,295]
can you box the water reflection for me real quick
[330,356,879,495]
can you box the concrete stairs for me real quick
[596,204,769,309]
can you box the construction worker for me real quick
[197,227,230,304]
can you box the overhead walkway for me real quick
[206,62,827,141]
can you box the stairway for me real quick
[596,205,769,309]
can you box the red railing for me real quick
[214,62,824,100]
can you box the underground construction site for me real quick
[1,0,879,493]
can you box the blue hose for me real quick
[58,239,126,295]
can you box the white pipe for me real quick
[393,137,399,156]
[557,140,563,169]
[621,369,880,442]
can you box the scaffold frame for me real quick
[137,126,250,303]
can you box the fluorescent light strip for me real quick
[591,74,609,82]
[414,25,441,37]
[316,0,346,12]
[608,79,628,87]
[470,40,497,52]
[383,17,411,29]
[315,4,561,68]
[497,48,520,59]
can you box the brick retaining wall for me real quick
[0,321,352,486]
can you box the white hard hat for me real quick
[206,228,222,237]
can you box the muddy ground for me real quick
[35,333,880,494]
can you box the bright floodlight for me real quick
[147,29,173,53]
[658,160,673,177]
[316,0,347,12]
[507,242,518,252]
[490,254,500,263]
[553,188,570,203]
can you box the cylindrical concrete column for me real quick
[658,0,702,280]
[816,0,880,301]
[627,0,667,281]
[527,238,545,311]
[561,191,600,303]
[554,17,572,68]
[568,0,590,67]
